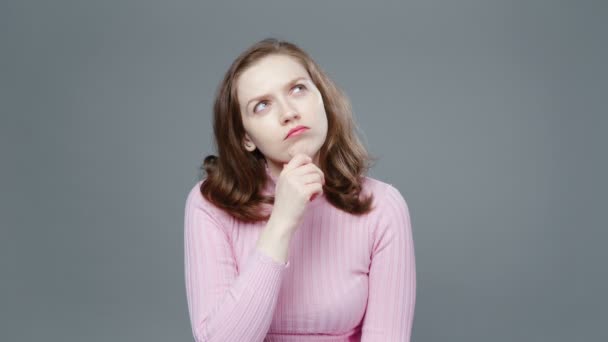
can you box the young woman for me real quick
[184,38,416,342]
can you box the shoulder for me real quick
[361,175,409,214]
[361,175,405,202]
[361,175,394,193]
[184,179,232,226]
[361,176,412,247]
[185,180,205,208]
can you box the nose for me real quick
[278,99,300,124]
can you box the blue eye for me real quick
[254,101,268,113]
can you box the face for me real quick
[236,53,328,179]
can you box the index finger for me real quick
[283,153,312,172]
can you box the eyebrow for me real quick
[246,76,309,109]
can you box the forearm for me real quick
[185,205,293,342]
[255,216,295,264]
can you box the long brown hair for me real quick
[199,37,377,223]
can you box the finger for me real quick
[288,146,308,159]
[300,173,324,185]
[283,153,312,172]
[292,163,325,183]
[283,153,311,171]
[306,183,324,201]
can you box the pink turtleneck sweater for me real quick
[183,164,416,342]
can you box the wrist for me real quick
[267,215,296,240]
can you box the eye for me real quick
[252,84,307,113]
[253,100,268,113]
[292,84,307,94]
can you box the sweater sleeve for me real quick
[183,184,289,342]
[361,184,417,342]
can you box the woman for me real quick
[184,38,416,342]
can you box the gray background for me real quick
[1,0,606,341]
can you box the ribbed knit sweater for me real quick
[184,164,416,341]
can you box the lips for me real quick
[285,125,309,140]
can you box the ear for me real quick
[242,134,256,152]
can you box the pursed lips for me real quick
[285,126,309,140]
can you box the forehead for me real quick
[236,54,309,101]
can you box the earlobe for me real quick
[243,136,256,152]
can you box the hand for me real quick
[270,153,325,235]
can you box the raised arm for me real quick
[361,185,417,341]
[183,185,289,342]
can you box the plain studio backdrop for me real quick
[1,0,606,341]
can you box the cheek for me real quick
[242,121,261,144]
[313,94,327,121]
[314,100,328,124]
[249,123,279,146]
[302,94,325,116]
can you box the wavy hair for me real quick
[199,37,377,223]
